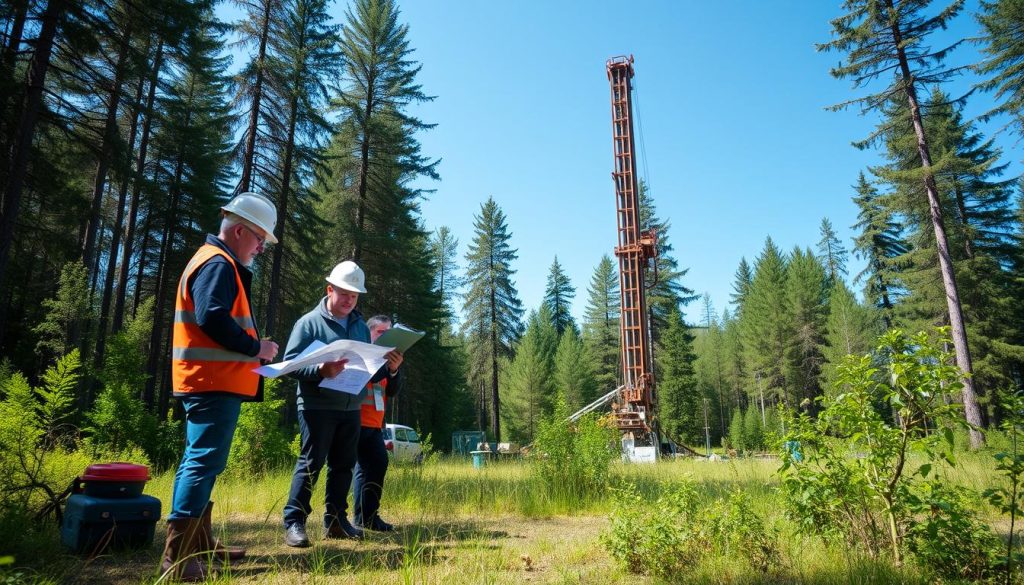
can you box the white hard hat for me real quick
[221,192,279,244]
[326,261,366,293]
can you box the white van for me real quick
[384,424,423,463]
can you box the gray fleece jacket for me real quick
[285,297,396,411]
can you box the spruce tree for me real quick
[817,217,848,285]
[261,0,341,338]
[543,256,577,336]
[581,254,620,394]
[144,14,234,412]
[429,226,463,338]
[784,247,828,407]
[976,0,1024,140]
[820,0,985,447]
[878,89,1024,403]
[657,306,700,445]
[231,0,282,194]
[462,197,524,440]
[334,0,436,262]
[553,326,596,410]
[739,237,792,407]
[852,171,905,329]
[638,181,697,339]
[820,281,877,392]
[499,309,553,443]
[730,258,753,313]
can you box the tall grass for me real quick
[1,452,1012,584]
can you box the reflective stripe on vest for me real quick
[360,379,387,428]
[171,244,260,397]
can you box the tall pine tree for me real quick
[462,197,524,440]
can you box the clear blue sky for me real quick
[221,1,1019,325]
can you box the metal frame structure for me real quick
[606,56,659,444]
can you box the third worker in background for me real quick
[353,315,403,532]
[282,261,403,547]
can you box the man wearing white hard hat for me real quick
[162,192,280,580]
[281,261,403,547]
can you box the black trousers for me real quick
[353,425,389,525]
[283,408,361,528]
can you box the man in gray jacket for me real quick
[282,261,403,547]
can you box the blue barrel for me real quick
[471,451,487,469]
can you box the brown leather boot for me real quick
[160,518,206,582]
[196,501,246,563]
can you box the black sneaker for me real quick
[284,523,310,548]
[325,517,363,539]
[365,517,395,532]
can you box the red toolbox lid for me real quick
[80,462,150,482]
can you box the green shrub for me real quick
[601,481,704,578]
[906,481,1000,581]
[532,396,617,502]
[780,328,1000,577]
[983,389,1024,583]
[602,480,780,577]
[706,489,781,573]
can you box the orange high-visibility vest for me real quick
[360,379,387,429]
[171,244,260,397]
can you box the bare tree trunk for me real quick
[81,19,132,274]
[265,93,299,338]
[351,70,377,263]
[888,3,985,448]
[0,0,66,348]
[144,161,182,409]
[94,63,147,379]
[0,0,29,134]
[132,206,153,318]
[238,0,273,194]
[114,39,163,331]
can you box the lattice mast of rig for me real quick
[607,55,658,437]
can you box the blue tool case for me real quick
[61,493,161,554]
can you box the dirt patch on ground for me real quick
[66,513,619,584]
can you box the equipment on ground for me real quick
[607,56,661,461]
[61,462,161,554]
[221,192,279,243]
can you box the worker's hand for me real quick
[319,359,348,379]
[257,340,279,361]
[385,350,403,374]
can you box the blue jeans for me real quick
[283,409,361,529]
[169,394,242,520]
[353,426,389,525]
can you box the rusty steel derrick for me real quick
[606,56,658,438]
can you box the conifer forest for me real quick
[0,0,1023,583]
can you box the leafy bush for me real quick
[706,489,781,573]
[226,378,294,475]
[906,481,1000,581]
[532,396,617,501]
[602,481,704,578]
[780,328,1001,576]
[984,389,1024,583]
[602,480,780,577]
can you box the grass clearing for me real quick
[3,454,1016,584]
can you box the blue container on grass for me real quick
[60,462,161,555]
[471,450,487,469]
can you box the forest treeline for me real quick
[0,0,1022,473]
